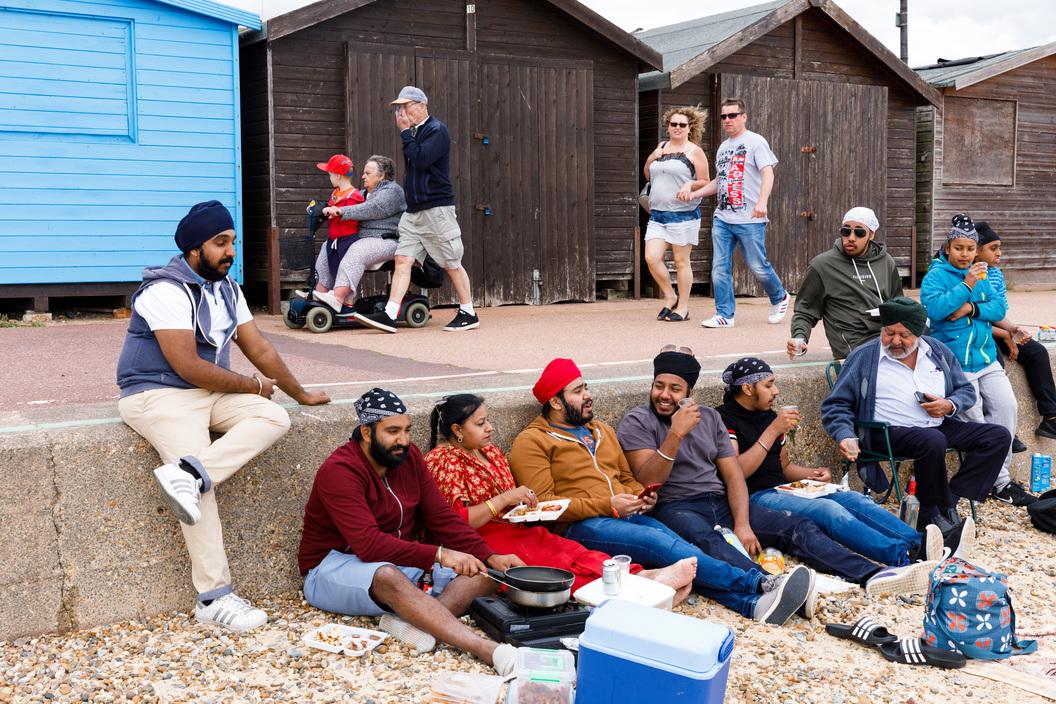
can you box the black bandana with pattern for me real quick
[721,357,774,390]
[354,387,407,426]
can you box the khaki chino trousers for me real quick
[119,387,291,600]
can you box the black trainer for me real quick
[353,310,398,333]
[1011,435,1028,453]
[991,481,1038,507]
[443,309,479,332]
[1037,417,1056,440]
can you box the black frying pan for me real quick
[487,566,575,593]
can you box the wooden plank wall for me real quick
[649,9,921,284]
[240,41,272,285]
[927,55,1056,280]
[914,105,936,278]
[253,0,641,292]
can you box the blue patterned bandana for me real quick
[354,387,406,425]
[722,357,773,390]
[946,213,978,243]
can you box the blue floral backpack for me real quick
[922,556,1037,660]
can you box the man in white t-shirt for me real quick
[681,98,790,329]
[116,200,329,632]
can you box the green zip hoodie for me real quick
[790,238,903,359]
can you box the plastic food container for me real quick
[576,599,734,704]
[429,671,504,704]
[302,623,387,657]
[573,572,675,610]
[503,499,570,523]
[508,647,575,704]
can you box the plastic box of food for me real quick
[507,647,575,704]
[573,572,675,610]
[576,599,734,704]
[302,623,387,657]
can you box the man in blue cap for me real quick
[354,86,480,333]
[117,200,330,632]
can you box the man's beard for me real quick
[197,253,234,282]
[884,338,919,360]
[370,431,407,468]
[560,395,593,427]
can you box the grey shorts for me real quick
[395,206,465,269]
[303,550,425,617]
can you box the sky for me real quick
[229,0,1056,67]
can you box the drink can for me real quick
[756,548,785,575]
[1031,453,1052,493]
[602,559,622,595]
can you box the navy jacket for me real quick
[400,116,455,212]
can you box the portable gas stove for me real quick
[469,595,590,650]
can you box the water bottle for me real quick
[715,524,751,559]
[898,477,920,530]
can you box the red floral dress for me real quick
[425,444,640,591]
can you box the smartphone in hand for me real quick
[913,391,929,404]
[637,482,663,500]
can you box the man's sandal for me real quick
[824,617,898,646]
[878,638,966,669]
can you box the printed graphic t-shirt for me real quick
[714,129,779,225]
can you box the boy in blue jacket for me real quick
[920,214,1035,507]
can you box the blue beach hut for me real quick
[0,0,259,311]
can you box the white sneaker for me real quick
[195,592,268,632]
[379,614,436,653]
[865,560,938,597]
[768,293,791,324]
[152,464,202,525]
[314,290,344,312]
[292,289,309,300]
[701,315,735,328]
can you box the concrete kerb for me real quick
[3,352,1054,642]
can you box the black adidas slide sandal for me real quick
[877,638,966,669]
[825,617,897,646]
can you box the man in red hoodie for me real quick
[298,387,524,674]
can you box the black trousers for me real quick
[873,418,1008,509]
[996,337,1056,417]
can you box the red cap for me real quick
[533,358,582,404]
[316,154,354,177]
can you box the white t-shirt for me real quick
[714,129,779,224]
[135,280,253,348]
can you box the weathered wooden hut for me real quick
[240,0,661,310]
[915,43,1056,287]
[0,0,259,311]
[636,0,940,295]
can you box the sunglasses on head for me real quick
[719,112,743,120]
[840,226,869,238]
[669,121,689,128]
[660,343,695,355]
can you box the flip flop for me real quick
[825,617,898,646]
[878,638,966,669]
[664,312,690,322]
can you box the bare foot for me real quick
[671,582,693,606]
[641,557,696,601]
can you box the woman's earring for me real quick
[455,434,464,444]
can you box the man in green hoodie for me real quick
[788,207,903,360]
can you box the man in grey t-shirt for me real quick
[681,98,789,329]
[618,347,906,615]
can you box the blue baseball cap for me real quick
[391,85,428,105]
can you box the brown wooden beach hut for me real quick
[239,0,661,310]
[915,42,1056,287]
[635,0,940,296]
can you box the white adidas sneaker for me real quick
[195,592,268,632]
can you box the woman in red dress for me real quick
[424,394,695,598]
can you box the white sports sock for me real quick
[460,302,475,316]
[384,301,399,319]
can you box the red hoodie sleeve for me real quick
[413,454,495,563]
[316,463,438,570]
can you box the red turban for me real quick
[532,358,582,404]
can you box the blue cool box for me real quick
[575,599,734,704]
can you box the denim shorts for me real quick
[303,550,425,617]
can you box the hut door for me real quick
[477,56,594,305]
[718,73,887,296]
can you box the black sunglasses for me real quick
[669,121,689,128]
[840,226,869,238]
[719,112,743,120]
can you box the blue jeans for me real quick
[563,513,764,618]
[652,494,878,585]
[751,489,921,566]
[710,218,786,318]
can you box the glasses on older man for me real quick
[840,226,869,238]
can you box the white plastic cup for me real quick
[612,554,632,576]
[845,438,860,461]
[791,338,807,357]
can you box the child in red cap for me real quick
[312,154,365,311]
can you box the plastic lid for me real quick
[578,599,734,677]
[515,647,576,684]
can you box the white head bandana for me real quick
[842,207,879,233]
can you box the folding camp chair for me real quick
[824,360,977,520]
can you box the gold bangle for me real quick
[485,499,498,517]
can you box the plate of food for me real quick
[774,479,840,499]
[502,498,570,523]
[303,623,387,657]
